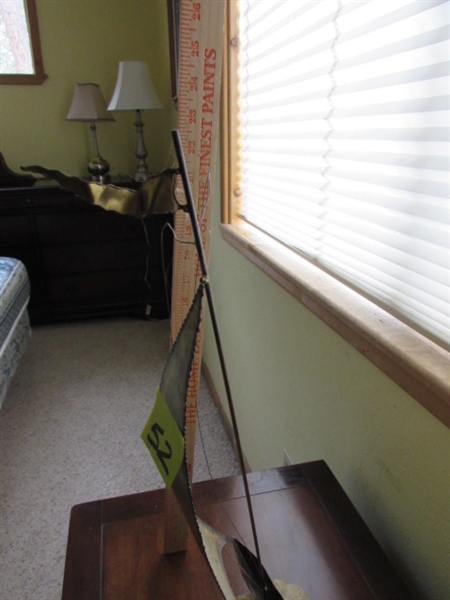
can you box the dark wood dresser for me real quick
[0,180,173,324]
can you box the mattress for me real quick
[0,257,31,408]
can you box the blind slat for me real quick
[237,0,450,347]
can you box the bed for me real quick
[0,257,31,408]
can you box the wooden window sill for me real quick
[220,220,450,429]
[0,73,48,85]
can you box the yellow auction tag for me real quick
[141,388,185,489]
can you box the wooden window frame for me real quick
[0,0,47,85]
[220,0,450,429]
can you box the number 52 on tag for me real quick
[141,387,185,489]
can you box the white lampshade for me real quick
[108,61,163,111]
[66,83,114,122]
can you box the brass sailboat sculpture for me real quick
[139,130,307,600]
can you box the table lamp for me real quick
[108,61,163,182]
[66,83,115,182]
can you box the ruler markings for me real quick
[164,0,225,554]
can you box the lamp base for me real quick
[134,164,151,183]
[88,156,111,183]
[133,109,151,183]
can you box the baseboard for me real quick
[201,360,251,473]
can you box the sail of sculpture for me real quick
[140,279,283,599]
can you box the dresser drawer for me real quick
[46,270,149,302]
[0,215,34,246]
[35,209,143,244]
[41,238,148,274]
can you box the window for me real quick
[0,0,47,84]
[223,0,449,425]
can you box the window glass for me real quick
[0,0,33,74]
[0,0,47,84]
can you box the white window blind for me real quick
[237,0,450,348]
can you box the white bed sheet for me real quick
[0,258,31,408]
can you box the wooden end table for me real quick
[61,460,413,599]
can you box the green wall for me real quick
[0,0,177,178]
[3,2,449,597]
[202,167,450,599]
